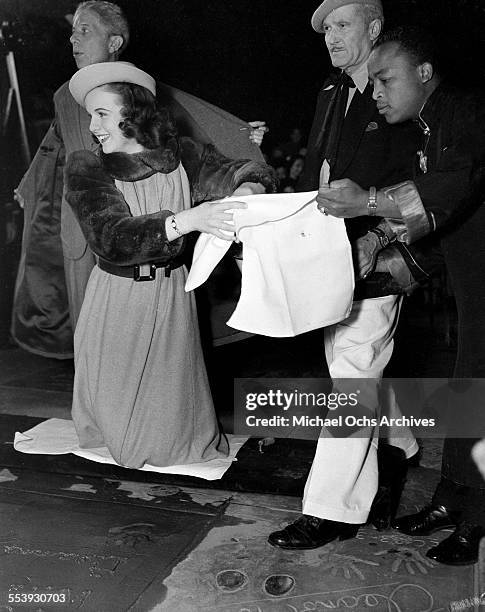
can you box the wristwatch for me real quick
[367,186,377,216]
[369,226,391,248]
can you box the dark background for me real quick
[2,0,485,145]
[0,0,484,344]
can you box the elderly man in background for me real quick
[12,0,266,359]
[317,26,485,565]
[268,0,444,552]
[12,1,128,358]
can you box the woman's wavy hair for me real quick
[102,82,177,149]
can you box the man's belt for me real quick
[98,258,184,281]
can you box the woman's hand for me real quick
[167,182,264,241]
[175,200,247,240]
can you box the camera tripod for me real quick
[1,48,31,166]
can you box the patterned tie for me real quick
[317,71,356,170]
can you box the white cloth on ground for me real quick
[14,418,247,481]
[186,191,354,337]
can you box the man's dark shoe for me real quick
[426,522,485,565]
[368,485,394,531]
[268,515,359,550]
[407,446,422,468]
[368,445,409,531]
[392,504,457,536]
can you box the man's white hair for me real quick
[74,1,130,56]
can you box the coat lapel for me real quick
[331,82,376,180]
[298,85,338,190]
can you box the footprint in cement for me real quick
[215,571,295,597]
[216,570,248,592]
[263,575,295,597]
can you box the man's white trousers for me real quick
[302,295,419,523]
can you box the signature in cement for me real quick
[2,545,127,577]
[284,583,436,611]
[231,582,437,612]
[368,532,440,549]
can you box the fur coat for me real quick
[65,137,277,267]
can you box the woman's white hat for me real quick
[69,61,156,107]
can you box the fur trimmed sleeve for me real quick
[179,137,278,203]
[64,150,184,266]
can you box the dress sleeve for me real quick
[179,137,278,204]
[64,150,184,266]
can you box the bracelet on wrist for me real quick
[367,186,377,216]
[171,214,184,237]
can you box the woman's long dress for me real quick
[71,164,229,469]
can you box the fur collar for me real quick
[100,135,180,182]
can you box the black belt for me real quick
[98,259,183,281]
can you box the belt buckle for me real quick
[134,264,157,282]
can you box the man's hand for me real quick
[354,232,381,280]
[248,121,269,147]
[13,190,25,209]
[317,179,368,218]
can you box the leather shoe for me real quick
[407,446,422,468]
[368,445,409,531]
[268,515,359,550]
[392,504,457,536]
[368,485,395,531]
[426,522,485,565]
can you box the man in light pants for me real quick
[268,0,441,550]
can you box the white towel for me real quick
[186,191,354,337]
[14,418,247,481]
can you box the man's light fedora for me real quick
[311,0,383,33]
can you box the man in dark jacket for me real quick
[317,26,485,565]
[268,0,442,553]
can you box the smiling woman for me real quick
[63,61,276,469]
[85,88,145,154]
